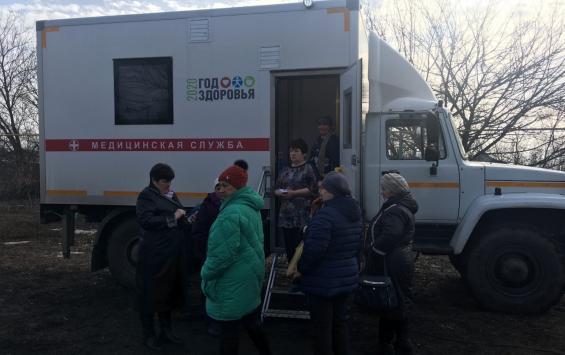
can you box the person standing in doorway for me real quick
[309,116,340,179]
[274,138,317,261]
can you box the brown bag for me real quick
[286,241,304,277]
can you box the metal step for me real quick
[263,308,310,319]
[270,287,305,296]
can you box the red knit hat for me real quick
[218,165,248,189]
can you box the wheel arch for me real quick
[91,207,136,271]
[451,194,565,254]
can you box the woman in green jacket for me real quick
[201,164,271,355]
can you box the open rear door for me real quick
[339,60,362,199]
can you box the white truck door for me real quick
[378,112,460,222]
[340,61,362,198]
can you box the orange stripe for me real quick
[486,181,565,188]
[176,192,208,199]
[409,182,459,189]
[104,191,208,199]
[103,191,138,197]
[327,7,350,32]
[47,189,87,196]
[41,27,59,48]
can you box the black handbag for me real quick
[355,269,398,312]
[354,213,399,311]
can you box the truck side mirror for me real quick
[425,145,440,161]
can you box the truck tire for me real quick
[107,218,140,289]
[449,254,467,279]
[466,226,564,314]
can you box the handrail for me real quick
[256,166,271,198]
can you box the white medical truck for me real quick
[37,0,565,314]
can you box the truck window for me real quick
[386,118,446,160]
[113,57,173,125]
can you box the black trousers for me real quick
[216,307,271,355]
[282,227,303,262]
[307,293,352,355]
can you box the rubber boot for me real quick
[141,313,163,351]
[158,312,184,345]
[393,320,414,355]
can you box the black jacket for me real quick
[309,134,340,177]
[298,196,363,298]
[136,186,187,272]
[369,192,418,254]
[366,192,418,319]
[190,192,221,265]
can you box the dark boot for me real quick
[393,320,414,355]
[141,312,162,351]
[143,335,163,351]
[158,312,184,345]
[376,341,395,355]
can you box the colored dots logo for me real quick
[244,76,255,87]
[232,76,243,88]
[220,77,231,88]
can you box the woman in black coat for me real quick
[136,163,188,350]
[297,172,363,355]
[366,173,418,355]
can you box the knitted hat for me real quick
[218,165,248,189]
[321,171,351,197]
[381,173,409,194]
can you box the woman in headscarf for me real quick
[366,172,418,355]
[136,163,187,350]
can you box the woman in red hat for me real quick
[200,164,271,355]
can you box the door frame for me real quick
[268,68,344,253]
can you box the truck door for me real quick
[378,112,460,222]
[339,61,362,198]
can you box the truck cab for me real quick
[362,36,565,313]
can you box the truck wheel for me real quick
[466,227,564,314]
[107,218,140,289]
[449,254,467,279]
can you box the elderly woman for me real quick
[274,138,317,261]
[136,163,187,350]
[366,173,418,355]
[297,172,363,355]
[201,164,271,355]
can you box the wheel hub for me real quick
[495,254,533,288]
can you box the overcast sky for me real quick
[3,0,303,25]
[3,0,559,28]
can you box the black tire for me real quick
[466,226,565,315]
[449,254,468,279]
[107,218,141,289]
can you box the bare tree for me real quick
[0,11,38,198]
[363,0,565,165]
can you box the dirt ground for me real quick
[1,203,564,355]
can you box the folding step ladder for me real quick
[261,252,310,321]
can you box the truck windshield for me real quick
[446,113,468,160]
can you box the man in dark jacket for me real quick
[367,172,418,355]
[309,116,340,179]
[298,172,363,355]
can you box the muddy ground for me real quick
[1,202,564,355]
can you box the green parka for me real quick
[200,186,265,321]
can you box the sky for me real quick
[3,0,299,26]
[3,0,560,30]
